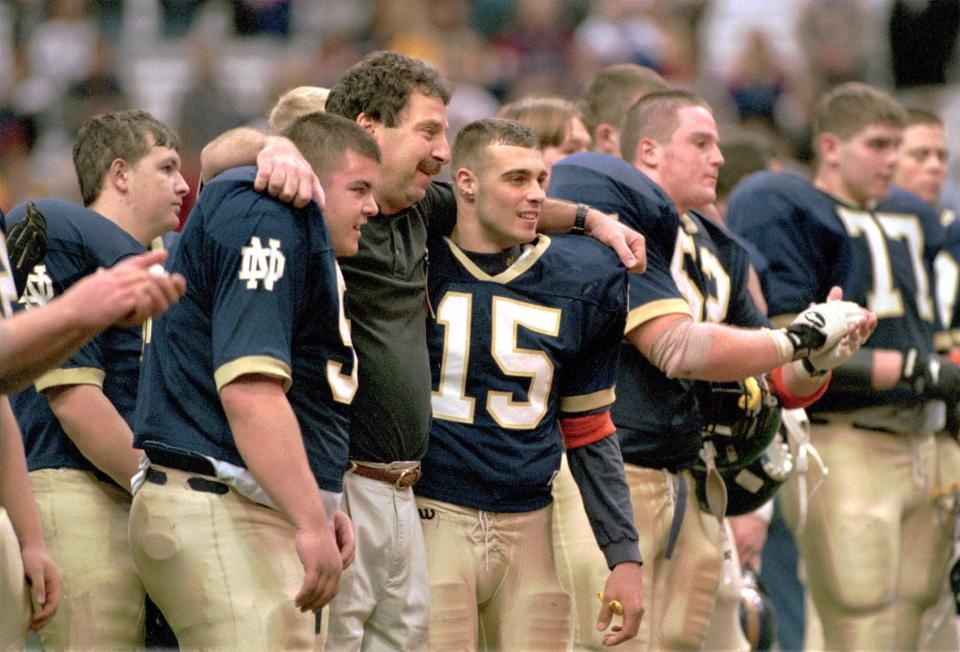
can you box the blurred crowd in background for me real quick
[0,0,958,221]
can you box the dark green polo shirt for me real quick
[340,182,456,462]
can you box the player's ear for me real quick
[817,132,840,165]
[594,124,617,155]
[455,168,477,201]
[108,158,131,193]
[356,113,380,138]
[636,137,660,169]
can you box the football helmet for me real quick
[693,430,794,516]
[694,376,782,473]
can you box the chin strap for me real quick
[781,408,828,537]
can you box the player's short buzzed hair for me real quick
[451,118,541,175]
[282,112,381,182]
[904,107,943,128]
[497,97,583,150]
[581,64,669,139]
[813,82,906,140]
[619,90,710,163]
[326,50,452,127]
[268,86,330,133]
[73,109,180,207]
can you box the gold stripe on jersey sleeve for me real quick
[769,313,797,329]
[951,328,960,348]
[35,367,105,393]
[561,387,616,414]
[935,330,953,353]
[625,298,691,334]
[215,356,292,393]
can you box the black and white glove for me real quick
[900,348,960,404]
[6,201,47,298]
[780,301,864,360]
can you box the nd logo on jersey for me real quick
[18,264,54,309]
[239,236,285,291]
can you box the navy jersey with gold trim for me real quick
[550,154,706,468]
[415,234,627,513]
[728,172,943,410]
[134,167,357,493]
[928,206,959,350]
[6,199,144,474]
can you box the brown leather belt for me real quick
[350,463,422,489]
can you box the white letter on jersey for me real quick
[239,236,285,291]
[488,297,561,429]
[18,264,54,310]
[326,264,359,404]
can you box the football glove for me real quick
[782,300,864,360]
[901,348,960,404]
[6,201,47,299]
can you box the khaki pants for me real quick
[327,470,430,652]
[30,468,144,650]
[417,496,572,651]
[781,423,959,650]
[128,466,314,650]
[551,456,610,651]
[554,463,723,651]
[0,507,31,650]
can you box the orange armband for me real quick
[560,412,616,449]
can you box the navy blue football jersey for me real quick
[134,167,357,493]
[728,172,943,410]
[930,207,960,349]
[6,199,145,474]
[551,155,707,468]
[415,234,627,513]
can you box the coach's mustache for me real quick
[418,160,443,176]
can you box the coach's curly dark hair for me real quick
[326,50,452,127]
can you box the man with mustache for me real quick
[200,50,647,649]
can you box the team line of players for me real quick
[0,49,957,652]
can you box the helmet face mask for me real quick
[694,376,782,473]
[694,430,794,516]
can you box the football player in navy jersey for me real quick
[6,109,189,649]
[0,210,185,645]
[889,107,960,649]
[548,90,874,651]
[197,52,648,651]
[413,118,643,650]
[726,82,958,650]
[128,111,377,649]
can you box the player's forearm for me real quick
[538,198,579,233]
[200,126,267,182]
[47,384,140,489]
[635,318,787,382]
[567,436,642,569]
[222,376,329,530]
[0,397,46,552]
[0,302,99,393]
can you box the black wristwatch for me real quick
[572,203,589,235]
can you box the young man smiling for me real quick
[414,117,643,650]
